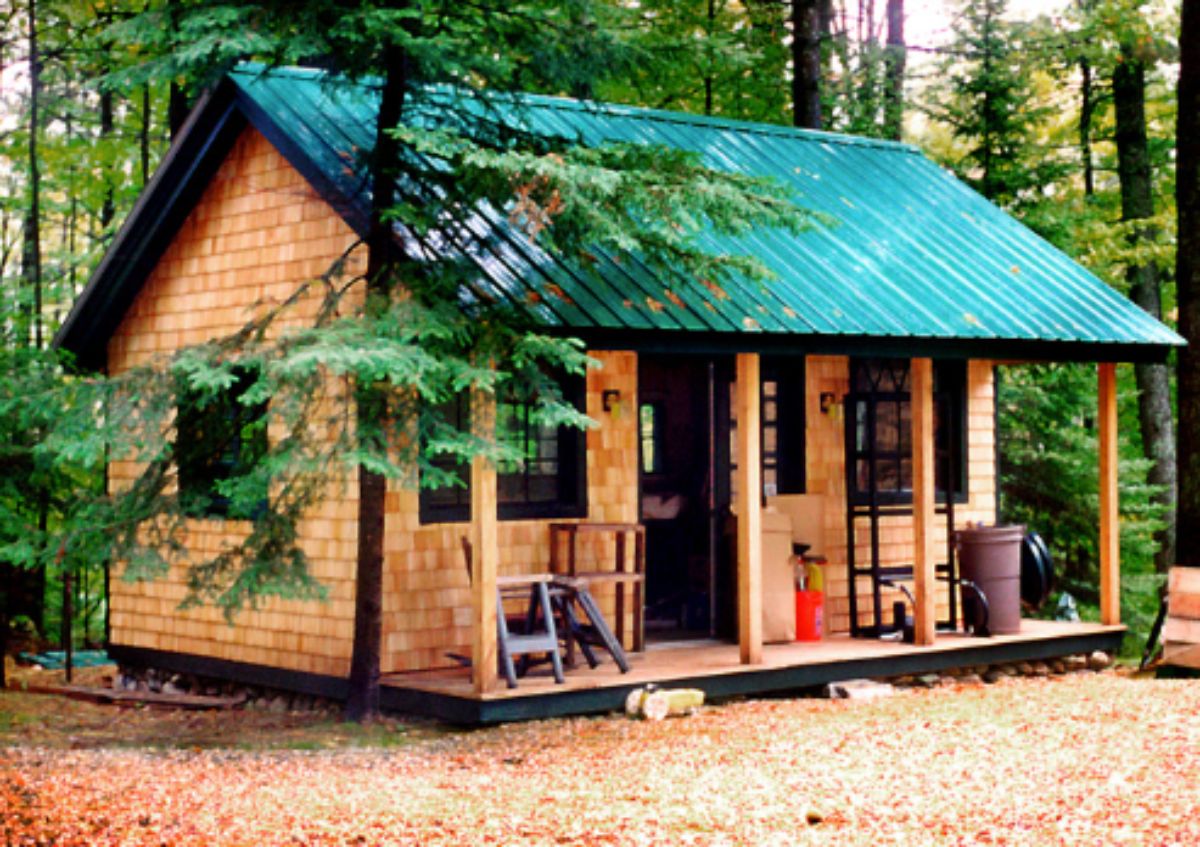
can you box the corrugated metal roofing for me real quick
[56,63,1183,366]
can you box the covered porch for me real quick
[381,619,1124,724]
[445,352,1126,723]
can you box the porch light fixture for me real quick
[603,389,621,412]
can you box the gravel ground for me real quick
[2,671,1199,845]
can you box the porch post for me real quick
[736,353,763,664]
[470,386,499,693]
[1098,362,1121,625]
[911,357,937,645]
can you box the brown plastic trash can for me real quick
[956,525,1025,635]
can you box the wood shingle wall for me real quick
[803,357,997,634]
[106,126,1000,679]
[108,128,367,676]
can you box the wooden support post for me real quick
[911,358,936,646]
[1098,362,1120,625]
[736,353,763,665]
[470,387,499,694]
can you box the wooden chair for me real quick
[460,538,564,689]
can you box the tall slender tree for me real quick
[882,0,905,140]
[792,0,824,128]
[1112,32,1176,571]
[1177,0,1200,567]
[76,0,817,720]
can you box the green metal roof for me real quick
[55,64,1183,366]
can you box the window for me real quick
[175,367,268,519]
[418,376,587,523]
[729,356,806,499]
[639,401,663,475]
[847,358,967,505]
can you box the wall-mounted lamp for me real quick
[819,392,836,415]
[602,389,622,413]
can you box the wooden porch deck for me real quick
[380,619,1125,724]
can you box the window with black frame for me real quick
[418,376,587,523]
[175,367,268,519]
[846,358,967,505]
[728,356,807,500]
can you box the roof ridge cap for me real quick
[230,63,920,154]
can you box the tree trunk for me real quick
[100,89,115,229]
[169,83,190,139]
[882,0,905,140]
[1114,54,1176,571]
[1080,57,1095,196]
[344,48,409,723]
[791,0,823,129]
[24,0,42,349]
[141,85,152,185]
[1176,0,1200,567]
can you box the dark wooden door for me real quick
[638,355,733,640]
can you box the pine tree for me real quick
[42,0,816,717]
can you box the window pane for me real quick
[876,401,898,452]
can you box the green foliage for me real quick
[923,0,1065,207]
[593,0,791,123]
[998,362,1164,591]
[7,0,817,622]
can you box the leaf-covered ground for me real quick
[3,671,1199,845]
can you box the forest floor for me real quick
[2,664,1198,845]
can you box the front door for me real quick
[638,355,734,641]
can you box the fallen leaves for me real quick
[2,673,1200,845]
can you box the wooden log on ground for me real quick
[22,684,247,710]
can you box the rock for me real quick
[1064,654,1088,673]
[1016,662,1035,675]
[826,679,896,700]
[891,675,915,686]
[161,681,185,695]
[983,669,1005,684]
[806,810,825,825]
[999,664,1019,677]
[915,674,940,689]
[268,694,291,713]
[1050,660,1066,675]
[958,673,984,686]
[1088,651,1112,671]
[291,694,313,712]
[1031,662,1050,677]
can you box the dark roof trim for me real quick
[53,83,248,370]
[573,326,1176,364]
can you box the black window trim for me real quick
[846,357,969,507]
[175,365,268,520]
[418,376,588,525]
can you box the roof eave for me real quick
[570,326,1181,364]
[53,82,248,371]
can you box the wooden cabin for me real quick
[55,66,1182,722]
